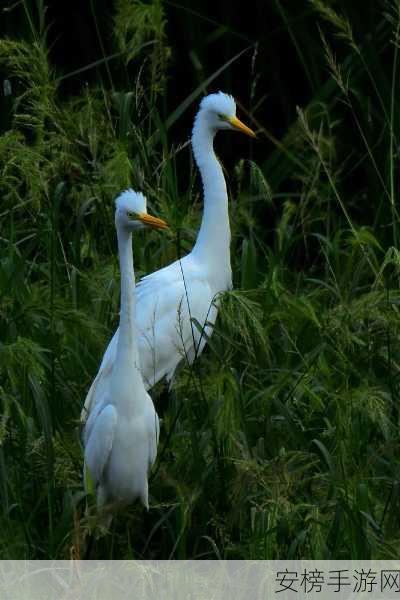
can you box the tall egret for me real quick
[83,191,167,510]
[82,92,255,421]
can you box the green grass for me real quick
[1,0,400,559]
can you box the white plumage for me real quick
[83,192,166,510]
[82,92,255,423]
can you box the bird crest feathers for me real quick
[115,189,147,214]
[199,91,236,116]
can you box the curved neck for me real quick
[191,113,231,275]
[112,225,145,409]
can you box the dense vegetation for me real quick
[1,0,400,559]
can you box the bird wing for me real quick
[81,332,117,422]
[84,404,117,488]
[146,403,160,469]
[82,255,217,420]
[136,255,217,387]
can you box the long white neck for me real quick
[111,224,145,413]
[191,113,232,285]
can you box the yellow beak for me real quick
[228,116,256,138]
[137,212,169,230]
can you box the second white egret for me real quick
[83,191,168,510]
[82,92,256,422]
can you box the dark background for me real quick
[0,0,395,240]
[1,0,367,148]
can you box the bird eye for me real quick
[217,113,225,120]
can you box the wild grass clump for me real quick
[1,0,400,559]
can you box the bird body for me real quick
[82,92,255,422]
[85,400,158,508]
[83,192,165,510]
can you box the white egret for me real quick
[83,191,167,510]
[82,92,255,422]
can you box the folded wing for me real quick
[84,404,117,489]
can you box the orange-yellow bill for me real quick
[137,212,169,230]
[228,116,256,138]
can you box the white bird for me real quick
[82,92,255,423]
[83,191,168,510]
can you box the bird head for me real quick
[197,92,256,137]
[115,190,168,231]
